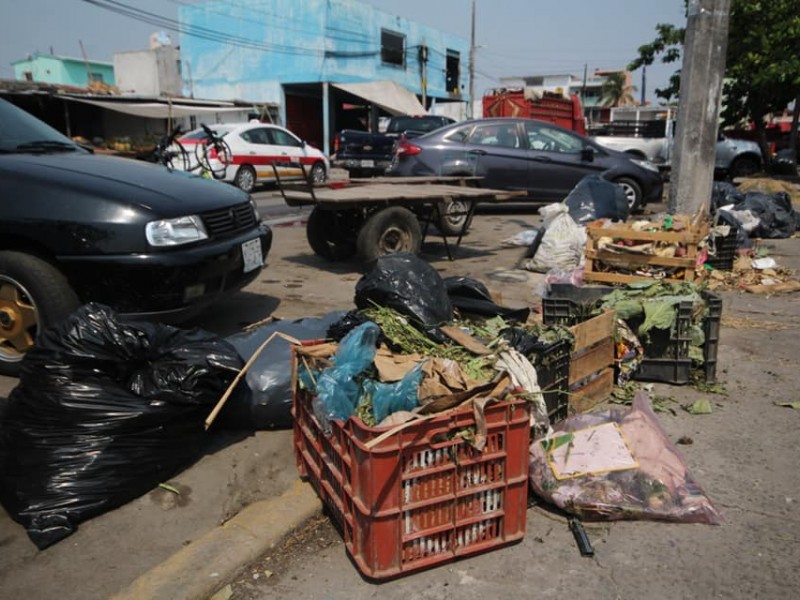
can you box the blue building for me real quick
[12,53,115,88]
[179,0,469,153]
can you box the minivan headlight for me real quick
[146,215,208,246]
[249,196,261,222]
[631,158,660,173]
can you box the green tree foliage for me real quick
[629,0,800,159]
[722,1,800,137]
[628,22,685,102]
[600,71,637,107]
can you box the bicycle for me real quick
[152,123,233,180]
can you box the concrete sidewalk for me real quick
[111,480,321,600]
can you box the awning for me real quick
[332,81,425,116]
[63,97,250,119]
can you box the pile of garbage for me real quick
[706,253,800,294]
[302,253,572,436]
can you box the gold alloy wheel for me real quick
[0,278,38,360]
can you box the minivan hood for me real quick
[0,151,249,215]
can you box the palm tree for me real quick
[601,72,637,107]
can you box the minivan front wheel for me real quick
[0,251,80,376]
[615,177,643,213]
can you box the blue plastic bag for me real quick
[312,322,380,432]
[364,362,425,424]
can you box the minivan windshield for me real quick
[0,98,82,153]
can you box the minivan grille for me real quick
[201,203,257,238]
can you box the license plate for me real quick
[241,237,263,273]
[360,159,375,168]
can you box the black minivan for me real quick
[389,117,664,212]
[0,98,272,375]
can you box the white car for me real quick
[178,122,329,192]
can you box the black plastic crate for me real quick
[527,338,570,422]
[705,226,738,271]
[702,291,722,383]
[633,290,722,384]
[542,284,615,327]
[543,285,722,385]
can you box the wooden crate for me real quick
[570,368,615,414]
[583,220,709,285]
[566,309,616,414]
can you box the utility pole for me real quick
[468,0,476,119]
[640,64,646,106]
[420,37,428,109]
[669,0,731,214]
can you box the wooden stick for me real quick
[363,413,438,450]
[204,331,302,430]
[363,397,475,450]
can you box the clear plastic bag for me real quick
[529,392,723,524]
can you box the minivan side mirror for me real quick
[581,146,596,162]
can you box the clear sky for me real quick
[0,0,687,104]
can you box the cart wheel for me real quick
[306,206,358,261]
[357,206,422,262]
[436,199,474,236]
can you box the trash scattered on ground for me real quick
[706,254,800,294]
[684,398,714,415]
[529,392,723,524]
[774,401,800,410]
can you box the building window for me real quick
[446,49,460,93]
[381,29,405,67]
[89,72,104,83]
[23,71,33,82]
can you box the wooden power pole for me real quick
[669,0,732,214]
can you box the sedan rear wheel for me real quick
[436,199,474,236]
[0,251,80,376]
[234,165,256,193]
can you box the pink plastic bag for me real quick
[529,392,723,524]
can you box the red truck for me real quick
[482,88,586,135]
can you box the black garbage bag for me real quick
[443,276,530,322]
[0,303,242,550]
[710,181,744,213]
[733,191,797,238]
[498,327,551,357]
[222,311,346,430]
[327,310,372,342]
[564,174,630,224]
[354,253,452,341]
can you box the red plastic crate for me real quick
[291,346,530,580]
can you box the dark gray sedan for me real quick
[388,117,664,212]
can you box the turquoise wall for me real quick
[13,54,115,86]
[179,0,468,104]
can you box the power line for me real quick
[164,0,375,46]
[80,0,356,58]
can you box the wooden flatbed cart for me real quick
[274,168,524,261]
